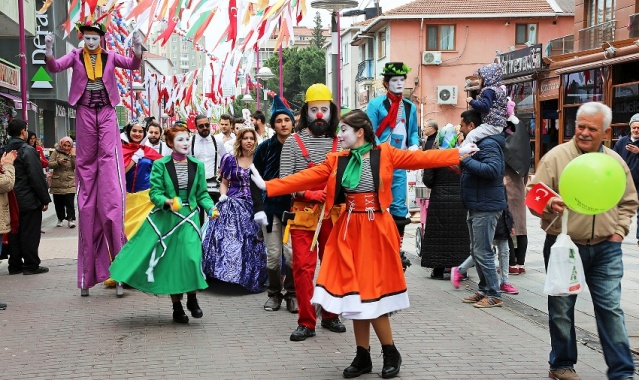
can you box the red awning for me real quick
[0,92,38,112]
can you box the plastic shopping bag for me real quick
[543,213,586,296]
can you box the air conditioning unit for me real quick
[422,51,442,65]
[437,85,458,105]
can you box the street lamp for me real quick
[311,0,358,111]
[255,66,275,111]
[242,94,255,105]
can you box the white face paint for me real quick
[83,33,101,51]
[173,132,190,155]
[388,76,405,94]
[307,100,331,123]
[338,123,359,150]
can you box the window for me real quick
[342,42,349,65]
[172,53,177,59]
[426,25,455,51]
[171,36,177,43]
[585,0,615,26]
[182,69,189,74]
[515,23,538,44]
[377,29,386,59]
[367,42,374,61]
[191,61,196,67]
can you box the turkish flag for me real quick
[525,182,559,214]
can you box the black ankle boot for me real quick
[343,346,372,378]
[186,295,203,318]
[381,344,401,378]
[172,301,189,324]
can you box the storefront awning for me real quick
[555,53,639,74]
[0,92,38,112]
[502,75,534,85]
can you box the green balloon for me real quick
[559,152,626,215]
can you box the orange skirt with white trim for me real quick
[311,209,409,320]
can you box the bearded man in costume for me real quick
[45,22,143,296]
[366,62,419,269]
[280,83,346,342]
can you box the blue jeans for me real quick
[543,235,634,379]
[467,210,501,299]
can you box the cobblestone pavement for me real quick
[0,207,637,379]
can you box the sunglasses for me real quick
[197,123,211,129]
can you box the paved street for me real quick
[0,206,637,379]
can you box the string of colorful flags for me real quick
[49,0,308,117]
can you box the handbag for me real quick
[543,213,586,296]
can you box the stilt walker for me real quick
[44,21,143,296]
[366,62,419,269]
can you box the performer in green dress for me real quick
[109,125,215,323]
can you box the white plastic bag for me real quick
[543,213,586,296]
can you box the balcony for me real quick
[546,34,574,56]
[356,60,374,83]
[629,13,639,38]
[578,20,615,51]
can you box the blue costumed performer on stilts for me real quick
[366,62,419,269]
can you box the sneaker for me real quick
[548,368,581,380]
[519,267,526,274]
[285,296,298,314]
[56,220,63,227]
[508,266,519,275]
[500,283,519,295]
[264,294,283,311]
[290,325,316,341]
[23,266,49,275]
[473,297,503,308]
[68,220,76,228]
[462,292,484,303]
[321,317,346,333]
[450,266,463,289]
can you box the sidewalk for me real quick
[0,208,632,378]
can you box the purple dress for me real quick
[202,154,266,292]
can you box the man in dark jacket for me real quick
[254,95,296,313]
[5,119,50,275]
[613,113,639,244]
[458,109,506,308]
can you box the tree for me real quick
[263,45,326,112]
[309,11,326,49]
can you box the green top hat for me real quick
[381,62,411,77]
[76,21,107,36]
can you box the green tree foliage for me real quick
[310,11,326,49]
[263,46,326,111]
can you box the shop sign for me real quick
[499,44,542,80]
[539,77,560,100]
[68,108,76,119]
[31,0,53,89]
[0,61,20,92]
[56,104,66,117]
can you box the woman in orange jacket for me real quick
[263,110,476,379]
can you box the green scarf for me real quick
[342,143,373,189]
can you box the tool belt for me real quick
[289,201,322,231]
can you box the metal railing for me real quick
[356,60,374,82]
[629,13,639,38]
[546,34,574,56]
[578,20,615,51]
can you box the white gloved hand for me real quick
[45,33,54,57]
[132,31,143,56]
[218,194,228,203]
[249,164,266,190]
[459,143,479,157]
[131,148,144,163]
[408,145,419,151]
[254,211,268,226]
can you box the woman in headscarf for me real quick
[420,124,471,279]
[48,136,76,228]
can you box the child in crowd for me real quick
[462,63,508,146]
